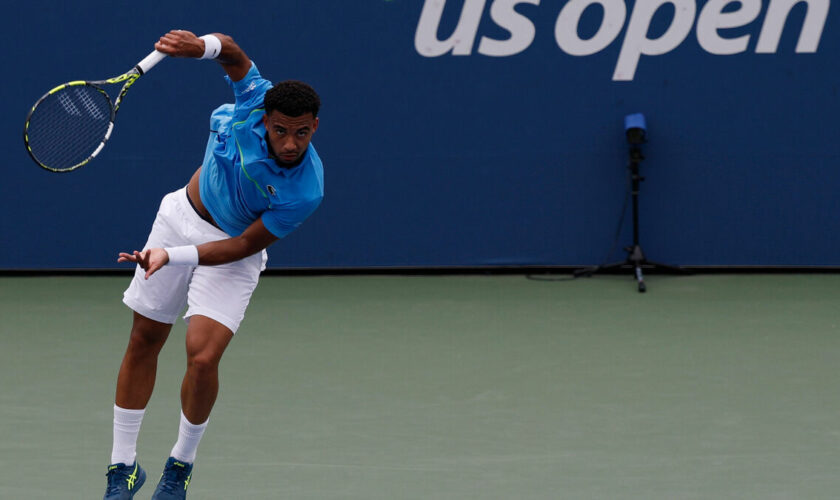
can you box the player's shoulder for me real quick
[209,103,244,134]
[303,149,325,201]
[304,144,323,172]
[302,145,324,186]
[210,103,236,119]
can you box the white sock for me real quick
[111,405,145,465]
[170,411,209,464]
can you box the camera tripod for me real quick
[574,146,688,292]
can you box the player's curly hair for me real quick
[264,80,321,118]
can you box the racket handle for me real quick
[136,50,167,75]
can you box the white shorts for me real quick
[123,187,267,333]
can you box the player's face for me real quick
[263,110,319,166]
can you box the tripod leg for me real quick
[635,265,647,293]
[644,260,692,274]
[573,261,629,278]
[573,266,597,278]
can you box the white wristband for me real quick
[164,245,199,266]
[199,34,222,60]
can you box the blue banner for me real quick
[3,1,838,268]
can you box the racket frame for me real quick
[23,50,166,173]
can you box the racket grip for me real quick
[136,50,167,74]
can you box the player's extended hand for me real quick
[155,30,204,58]
[118,248,170,280]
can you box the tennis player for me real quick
[103,30,323,499]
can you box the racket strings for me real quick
[26,85,113,171]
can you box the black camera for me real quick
[624,113,646,145]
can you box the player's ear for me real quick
[311,117,319,134]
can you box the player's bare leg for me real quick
[152,315,233,499]
[116,312,173,408]
[105,312,171,499]
[181,315,234,424]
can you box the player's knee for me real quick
[127,318,170,355]
[126,332,167,358]
[186,351,221,375]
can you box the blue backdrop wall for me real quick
[2,0,838,269]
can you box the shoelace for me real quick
[104,468,128,495]
[158,466,190,493]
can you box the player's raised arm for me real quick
[154,30,252,81]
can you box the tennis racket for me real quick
[23,50,167,173]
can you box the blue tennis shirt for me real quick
[199,62,324,239]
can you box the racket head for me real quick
[23,82,115,172]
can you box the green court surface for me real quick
[1,274,839,499]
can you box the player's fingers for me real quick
[157,33,183,49]
[154,40,174,54]
[145,262,163,280]
[164,31,196,45]
[118,252,138,263]
[134,250,149,269]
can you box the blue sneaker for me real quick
[151,457,194,499]
[103,462,146,499]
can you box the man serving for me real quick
[105,29,323,500]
